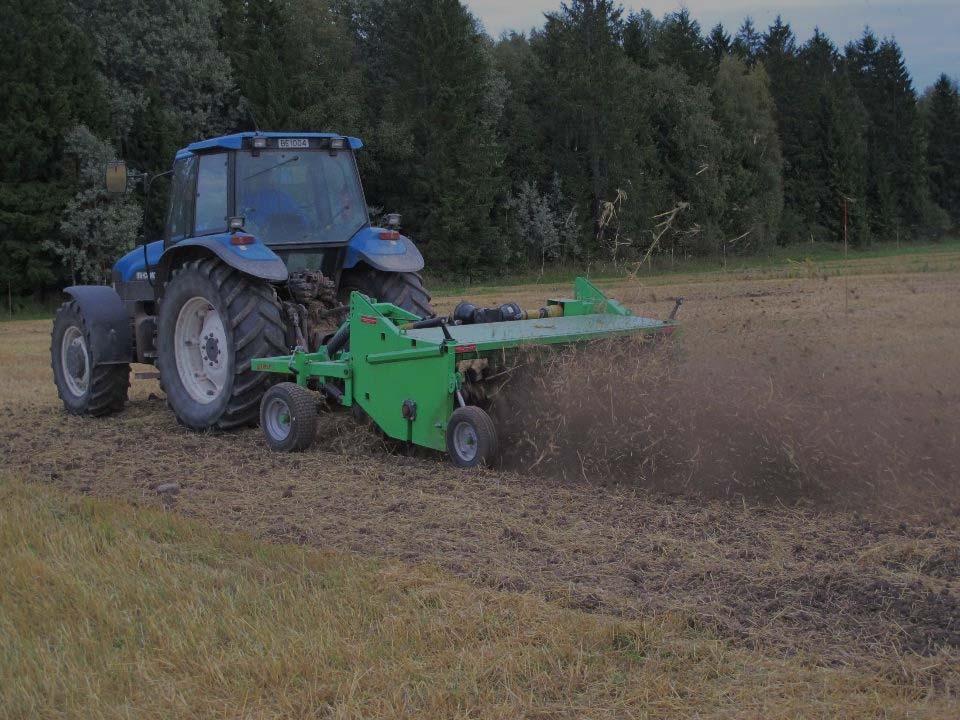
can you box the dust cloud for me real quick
[488,333,959,516]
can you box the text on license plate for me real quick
[277,138,309,149]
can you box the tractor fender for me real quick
[156,234,288,285]
[63,286,133,364]
[344,226,425,273]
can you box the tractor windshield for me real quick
[236,150,367,245]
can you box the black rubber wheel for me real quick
[50,300,130,416]
[260,382,318,452]
[338,268,434,319]
[157,258,286,431]
[446,405,499,468]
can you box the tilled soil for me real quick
[3,265,959,690]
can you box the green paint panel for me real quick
[348,292,453,451]
[404,313,669,351]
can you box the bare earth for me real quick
[3,255,959,692]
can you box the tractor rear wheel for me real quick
[157,258,286,431]
[50,300,130,416]
[338,268,434,319]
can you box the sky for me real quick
[465,0,959,90]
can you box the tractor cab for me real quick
[168,134,367,256]
[111,132,424,290]
[53,131,432,432]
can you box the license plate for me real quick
[277,138,309,149]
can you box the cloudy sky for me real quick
[465,0,958,90]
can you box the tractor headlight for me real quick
[252,137,268,149]
[330,138,346,150]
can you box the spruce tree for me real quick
[221,0,362,133]
[925,75,960,223]
[493,33,550,191]
[707,24,732,65]
[0,0,107,305]
[532,0,638,250]
[846,32,929,237]
[623,10,660,68]
[656,9,712,85]
[788,28,844,241]
[818,76,871,245]
[712,57,783,252]
[758,17,803,240]
[363,0,505,273]
[732,17,762,63]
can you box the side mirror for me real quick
[105,161,128,194]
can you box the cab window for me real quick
[194,153,228,235]
[165,155,197,243]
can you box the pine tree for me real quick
[707,24,732,65]
[732,17,762,62]
[634,66,725,256]
[656,9,712,84]
[362,0,505,273]
[925,75,960,223]
[846,32,929,237]
[623,10,660,68]
[712,57,783,252]
[757,17,805,240]
[818,76,871,245]
[532,0,638,251]
[221,0,362,134]
[0,0,107,305]
[493,33,549,190]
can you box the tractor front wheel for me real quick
[157,258,286,430]
[50,300,130,416]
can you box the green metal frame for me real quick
[252,278,678,454]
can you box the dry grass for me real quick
[2,255,960,716]
[2,474,956,719]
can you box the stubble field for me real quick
[2,247,959,717]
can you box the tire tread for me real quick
[50,300,130,417]
[157,259,286,430]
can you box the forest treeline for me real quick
[2,0,960,294]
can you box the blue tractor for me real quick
[51,132,433,430]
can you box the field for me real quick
[2,247,959,717]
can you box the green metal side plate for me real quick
[404,313,669,352]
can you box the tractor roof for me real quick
[175,132,364,160]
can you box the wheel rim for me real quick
[174,297,229,404]
[263,397,292,442]
[60,326,89,397]
[452,421,479,463]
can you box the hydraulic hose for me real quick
[325,322,351,357]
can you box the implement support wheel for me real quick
[260,383,318,452]
[446,406,498,468]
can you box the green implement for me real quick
[253,277,680,466]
